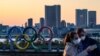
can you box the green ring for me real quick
[31,34,46,51]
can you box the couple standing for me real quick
[63,28,100,56]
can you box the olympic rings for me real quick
[6,26,53,51]
[38,26,53,43]
[14,34,30,50]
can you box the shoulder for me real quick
[64,42,77,56]
[86,36,98,44]
[65,42,75,51]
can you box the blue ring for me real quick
[7,26,23,50]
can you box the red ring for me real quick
[38,26,53,43]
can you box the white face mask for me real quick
[72,38,81,45]
[81,36,86,40]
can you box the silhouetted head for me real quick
[77,28,86,40]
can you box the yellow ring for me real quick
[14,34,30,50]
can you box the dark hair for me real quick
[64,32,77,45]
[77,28,85,37]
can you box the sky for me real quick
[0,0,100,26]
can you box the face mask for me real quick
[72,38,81,45]
[81,36,86,40]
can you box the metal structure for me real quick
[0,26,64,52]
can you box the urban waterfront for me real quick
[0,35,100,52]
[0,0,100,56]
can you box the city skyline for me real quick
[0,0,100,26]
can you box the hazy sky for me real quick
[0,0,100,26]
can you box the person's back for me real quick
[77,28,100,56]
[81,36,100,56]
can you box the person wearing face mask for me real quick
[77,28,100,56]
[63,32,94,56]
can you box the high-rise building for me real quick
[45,5,61,28]
[88,11,96,27]
[35,23,41,29]
[0,24,9,35]
[40,17,45,27]
[67,23,75,28]
[25,22,27,28]
[61,20,66,28]
[76,9,88,28]
[28,18,33,27]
